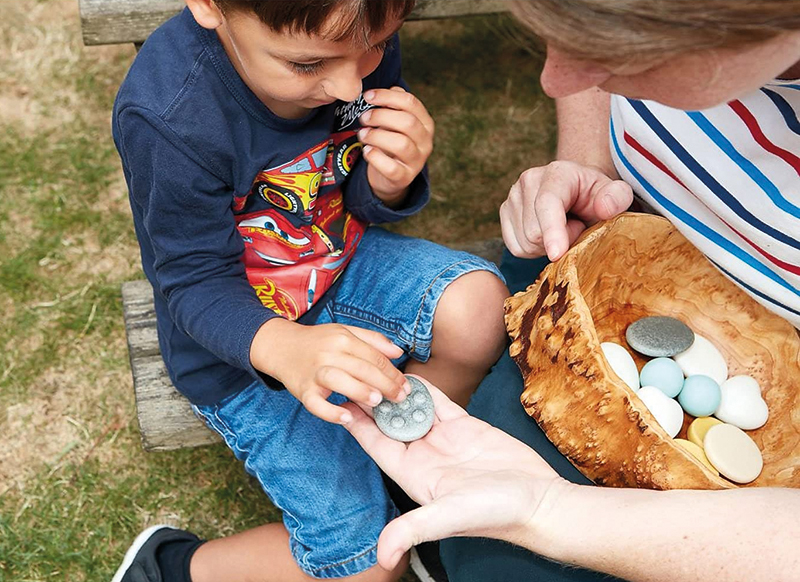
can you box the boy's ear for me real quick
[185,0,224,30]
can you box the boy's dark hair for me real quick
[213,0,417,42]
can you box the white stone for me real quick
[637,385,684,438]
[601,342,640,392]
[715,375,769,430]
[673,334,728,385]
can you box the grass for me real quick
[0,3,554,580]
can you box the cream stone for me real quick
[673,334,728,385]
[704,424,763,484]
[637,386,684,438]
[600,342,640,392]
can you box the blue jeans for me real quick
[194,227,504,578]
[439,251,627,582]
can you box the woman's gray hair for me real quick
[510,0,800,63]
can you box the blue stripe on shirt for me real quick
[610,114,800,302]
[761,88,800,138]
[686,110,800,217]
[627,99,800,250]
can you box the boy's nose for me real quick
[323,68,363,103]
[539,46,612,98]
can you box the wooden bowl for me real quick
[505,213,800,490]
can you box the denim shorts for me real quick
[193,226,503,578]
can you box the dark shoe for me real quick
[111,525,201,582]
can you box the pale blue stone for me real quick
[678,375,722,418]
[640,357,685,398]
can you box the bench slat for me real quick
[122,238,503,451]
[80,0,508,46]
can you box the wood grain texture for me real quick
[80,0,508,46]
[505,213,800,490]
[123,238,502,451]
[122,280,221,451]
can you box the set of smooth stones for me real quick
[601,316,768,484]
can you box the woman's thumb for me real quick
[377,502,465,570]
[594,179,633,220]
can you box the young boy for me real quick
[111,1,509,581]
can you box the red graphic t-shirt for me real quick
[234,128,368,320]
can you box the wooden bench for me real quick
[81,0,508,451]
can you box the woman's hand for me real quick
[342,377,569,570]
[500,160,633,261]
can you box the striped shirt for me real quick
[610,81,800,329]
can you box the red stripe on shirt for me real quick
[624,131,800,276]
[729,99,800,178]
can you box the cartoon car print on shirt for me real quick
[234,129,367,320]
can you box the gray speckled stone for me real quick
[373,375,434,442]
[626,316,694,357]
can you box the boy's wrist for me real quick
[371,184,411,209]
[249,317,297,379]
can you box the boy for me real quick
[111,1,509,581]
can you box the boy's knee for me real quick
[435,270,509,362]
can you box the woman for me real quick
[344,1,800,581]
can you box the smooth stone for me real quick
[687,416,723,449]
[678,375,722,418]
[373,375,434,442]
[674,438,718,474]
[715,375,769,430]
[673,334,728,385]
[601,342,640,392]
[640,357,685,398]
[626,316,695,357]
[637,385,684,438]
[704,423,763,484]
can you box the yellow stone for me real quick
[674,438,718,473]
[687,417,723,448]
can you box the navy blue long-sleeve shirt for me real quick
[113,9,429,405]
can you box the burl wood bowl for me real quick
[505,213,800,490]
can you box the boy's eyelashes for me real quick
[286,38,393,77]
[289,60,325,75]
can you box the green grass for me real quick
[0,5,554,581]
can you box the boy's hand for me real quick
[500,161,633,261]
[358,87,434,206]
[250,318,410,424]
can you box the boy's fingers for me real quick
[345,326,403,359]
[315,364,383,407]
[341,327,408,397]
[359,127,420,162]
[359,109,431,149]
[363,146,411,186]
[328,354,406,402]
[302,391,353,425]
[363,88,434,134]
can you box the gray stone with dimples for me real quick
[625,316,695,357]
[373,375,434,442]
